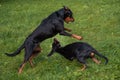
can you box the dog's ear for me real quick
[54,38,57,42]
[53,38,59,43]
[63,6,69,10]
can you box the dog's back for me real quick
[62,42,94,53]
[55,42,93,60]
[62,42,108,64]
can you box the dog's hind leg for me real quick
[18,61,26,74]
[81,63,87,71]
[18,41,38,74]
[29,55,35,68]
[76,53,87,71]
[29,45,41,68]
[90,53,101,64]
[77,58,87,71]
[24,40,39,62]
[79,58,87,71]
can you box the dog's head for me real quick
[63,6,74,23]
[47,38,61,57]
[57,6,74,23]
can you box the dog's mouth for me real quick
[64,17,74,23]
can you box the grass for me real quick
[0,0,120,80]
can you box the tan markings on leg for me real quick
[90,52,95,57]
[92,57,101,64]
[29,55,34,68]
[29,45,41,67]
[81,64,87,71]
[35,45,41,53]
[64,27,71,32]
[18,63,26,74]
[90,52,101,64]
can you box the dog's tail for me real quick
[5,43,25,57]
[94,50,108,65]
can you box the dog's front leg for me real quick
[59,31,82,40]
[64,27,72,32]
[59,31,72,36]
[72,34,82,40]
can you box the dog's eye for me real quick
[69,15,72,17]
[67,12,72,17]
[68,14,72,18]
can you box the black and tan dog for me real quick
[5,6,82,74]
[48,38,108,71]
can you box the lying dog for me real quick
[48,38,108,71]
[5,6,82,74]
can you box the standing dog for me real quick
[5,6,82,74]
[48,38,108,71]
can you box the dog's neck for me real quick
[55,8,65,19]
[55,47,65,55]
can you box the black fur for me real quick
[48,38,108,70]
[5,6,75,73]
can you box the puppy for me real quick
[48,38,108,70]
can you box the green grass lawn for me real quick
[0,0,120,80]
